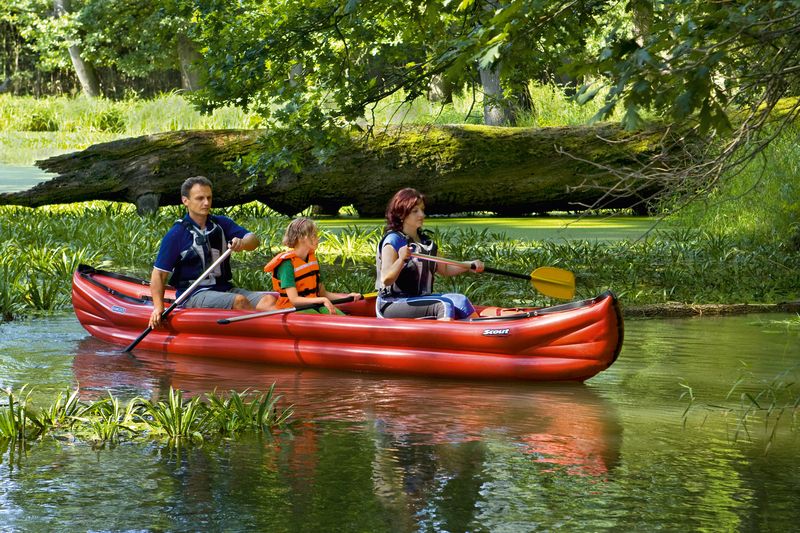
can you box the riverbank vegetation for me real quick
[2,102,798,321]
[0,93,260,165]
[1,196,798,323]
[0,385,293,452]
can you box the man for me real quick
[149,176,275,329]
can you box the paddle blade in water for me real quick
[531,267,576,300]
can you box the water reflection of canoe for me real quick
[72,265,623,382]
[71,342,622,477]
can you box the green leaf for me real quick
[478,42,502,70]
[456,0,475,11]
[622,104,641,130]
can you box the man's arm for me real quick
[149,268,170,329]
[229,232,260,252]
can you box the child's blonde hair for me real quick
[282,217,317,247]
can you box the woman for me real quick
[375,188,484,320]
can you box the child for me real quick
[264,217,361,314]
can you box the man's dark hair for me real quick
[181,176,213,198]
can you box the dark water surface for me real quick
[1,313,798,531]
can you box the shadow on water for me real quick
[71,337,623,478]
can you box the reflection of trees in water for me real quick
[71,338,622,528]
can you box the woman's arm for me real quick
[380,243,410,286]
[437,260,485,277]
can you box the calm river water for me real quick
[1,312,799,531]
[0,165,53,193]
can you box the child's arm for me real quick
[283,286,338,314]
[319,282,362,306]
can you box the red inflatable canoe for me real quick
[72,265,624,382]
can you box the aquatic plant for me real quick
[204,386,294,436]
[680,365,800,453]
[0,386,40,443]
[139,387,295,444]
[0,386,294,456]
[724,365,800,452]
[140,387,212,443]
[0,261,26,321]
[78,393,143,446]
[34,387,83,430]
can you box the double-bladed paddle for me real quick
[217,292,378,324]
[123,247,233,352]
[410,252,576,300]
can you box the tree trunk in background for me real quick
[53,0,100,97]
[428,74,453,104]
[630,0,653,46]
[177,33,203,92]
[479,65,512,126]
[478,0,513,126]
[0,124,685,216]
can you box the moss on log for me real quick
[0,124,676,216]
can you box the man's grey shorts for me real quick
[183,288,270,309]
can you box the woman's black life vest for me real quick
[375,230,437,297]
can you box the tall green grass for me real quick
[0,84,609,164]
[669,126,800,244]
[360,82,621,127]
[0,92,259,133]
[0,92,261,165]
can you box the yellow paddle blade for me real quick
[530,267,576,300]
[362,292,378,299]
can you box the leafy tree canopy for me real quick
[575,0,800,211]
[78,0,193,77]
[583,0,800,134]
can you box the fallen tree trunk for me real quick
[0,124,679,216]
[624,300,800,318]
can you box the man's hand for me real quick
[149,269,170,329]
[229,237,246,252]
[149,304,165,329]
[229,233,260,253]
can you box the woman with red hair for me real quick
[375,188,484,320]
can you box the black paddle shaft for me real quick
[121,247,233,353]
[122,300,179,352]
[480,265,531,281]
[217,294,358,325]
